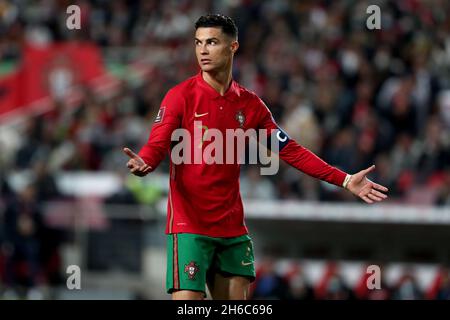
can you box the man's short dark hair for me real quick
[195,14,238,39]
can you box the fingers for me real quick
[351,166,388,204]
[371,189,388,199]
[359,186,388,204]
[136,164,151,173]
[123,147,138,159]
[130,164,147,173]
[130,165,140,173]
[362,165,376,176]
[373,183,389,193]
[127,160,134,169]
[361,195,373,204]
[125,147,151,176]
[127,159,140,169]
[142,165,152,174]
[367,193,383,202]
[129,162,152,176]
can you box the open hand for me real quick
[346,165,388,204]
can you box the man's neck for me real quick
[202,69,232,96]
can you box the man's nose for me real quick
[200,44,208,55]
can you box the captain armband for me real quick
[266,127,290,153]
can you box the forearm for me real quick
[279,140,347,187]
[137,88,183,171]
[138,143,168,171]
[138,123,177,170]
[254,95,348,187]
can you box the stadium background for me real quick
[0,0,449,299]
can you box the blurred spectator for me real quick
[315,262,354,300]
[417,117,450,182]
[284,263,314,300]
[251,256,291,300]
[427,267,450,300]
[391,272,423,300]
[323,274,354,300]
[104,173,139,205]
[240,166,276,200]
[32,161,61,202]
[435,169,450,206]
[3,184,43,293]
[434,270,450,300]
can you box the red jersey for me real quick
[138,72,347,237]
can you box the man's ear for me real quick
[231,40,239,54]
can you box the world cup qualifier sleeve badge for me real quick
[154,106,165,123]
[184,261,200,280]
[235,110,245,128]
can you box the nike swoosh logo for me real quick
[194,112,209,118]
[241,261,253,266]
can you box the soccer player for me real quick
[123,14,388,300]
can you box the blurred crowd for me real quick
[251,258,450,300]
[0,0,449,203]
[0,0,450,298]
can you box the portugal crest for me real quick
[235,110,245,128]
[184,261,200,280]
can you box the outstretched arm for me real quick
[255,95,388,203]
[125,88,183,176]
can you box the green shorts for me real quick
[166,233,256,295]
